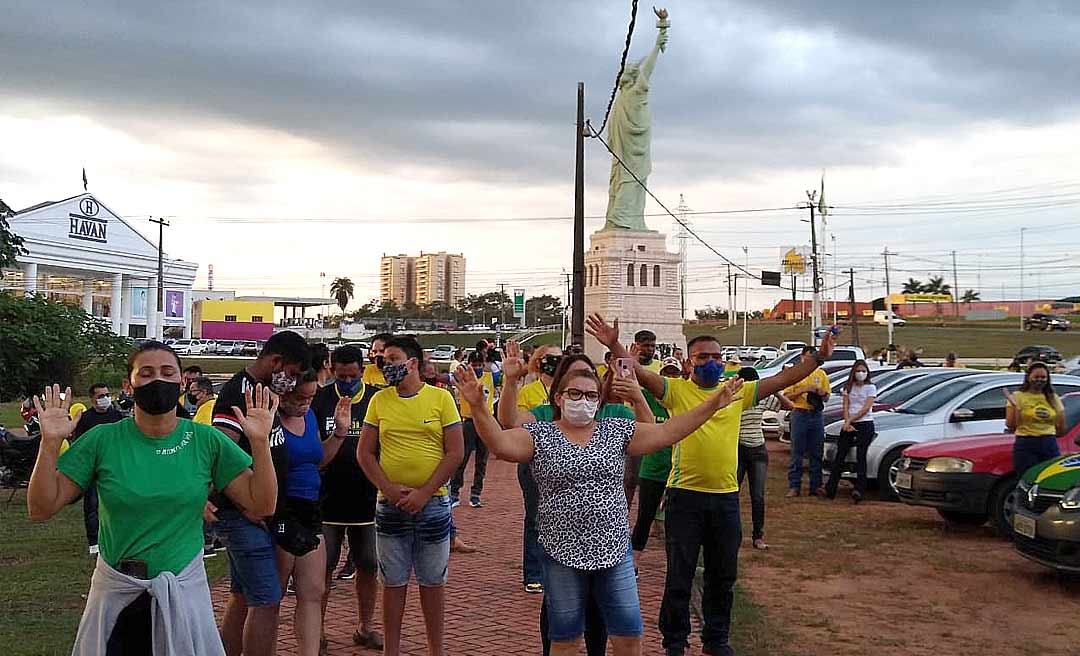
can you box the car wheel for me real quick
[988,475,1018,539]
[936,509,987,526]
[878,447,907,502]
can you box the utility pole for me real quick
[726,264,733,327]
[149,216,169,340]
[805,190,822,343]
[1019,228,1026,330]
[562,272,571,348]
[831,234,838,323]
[845,268,860,347]
[742,246,749,347]
[951,250,960,318]
[883,248,894,361]
[675,194,691,321]
[498,282,507,328]
[571,82,586,347]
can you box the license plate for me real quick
[1013,514,1036,539]
[895,471,913,489]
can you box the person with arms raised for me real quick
[28,341,277,655]
[587,314,837,656]
[359,336,464,656]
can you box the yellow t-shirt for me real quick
[1014,390,1065,437]
[518,379,550,412]
[640,359,663,374]
[596,364,609,379]
[363,383,461,496]
[660,378,759,493]
[459,371,495,419]
[783,368,830,411]
[362,363,387,387]
[193,398,215,425]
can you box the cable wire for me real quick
[593,0,639,138]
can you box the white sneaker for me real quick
[88,545,99,555]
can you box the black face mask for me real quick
[540,355,562,376]
[133,379,182,416]
[374,355,385,370]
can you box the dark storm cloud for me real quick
[3,1,1079,188]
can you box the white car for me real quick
[753,346,780,362]
[825,372,1080,499]
[171,339,207,355]
[429,345,456,361]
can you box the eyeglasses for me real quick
[561,388,600,402]
[691,354,724,363]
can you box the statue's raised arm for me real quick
[640,7,669,83]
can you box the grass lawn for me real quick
[731,584,807,655]
[0,490,228,655]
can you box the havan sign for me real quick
[68,197,107,243]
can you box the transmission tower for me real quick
[674,194,691,321]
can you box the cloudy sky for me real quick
[3,0,1080,315]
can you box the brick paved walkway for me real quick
[211,459,679,655]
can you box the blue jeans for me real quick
[789,410,825,491]
[216,509,282,607]
[517,463,542,585]
[659,488,741,654]
[539,545,642,641]
[1013,436,1060,478]
[375,495,452,587]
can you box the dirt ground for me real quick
[739,441,1080,656]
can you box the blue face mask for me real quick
[472,367,485,379]
[336,378,361,397]
[693,360,724,388]
[383,362,410,387]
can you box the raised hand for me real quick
[502,340,527,381]
[709,377,745,411]
[818,328,839,360]
[452,366,487,408]
[333,396,352,436]
[586,313,620,348]
[33,385,79,448]
[233,384,278,443]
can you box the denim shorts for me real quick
[216,509,283,607]
[539,544,643,641]
[375,494,452,587]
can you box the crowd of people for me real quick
[27,318,854,655]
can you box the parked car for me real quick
[240,341,259,356]
[1013,345,1063,366]
[753,346,780,363]
[429,345,456,361]
[897,393,1080,535]
[201,340,219,354]
[171,339,203,355]
[1010,451,1080,573]
[1024,312,1071,332]
[825,372,1080,500]
[214,340,235,355]
[873,310,907,326]
[820,369,980,434]
[756,345,867,379]
[779,340,807,353]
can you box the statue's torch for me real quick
[654,7,669,52]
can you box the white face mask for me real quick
[95,396,112,410]
[854,371,868,382]
[561,398,600,427]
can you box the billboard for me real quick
[782,248,808,275]
[166,290,184,318]
[513,289,525,319]
[131,287,148,318]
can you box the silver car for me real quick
[826,372,1080,499]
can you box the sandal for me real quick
[752,538,769,550]
[353,629,384,650]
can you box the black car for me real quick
[1013,345,1063,366]
[1024,313,1070,331]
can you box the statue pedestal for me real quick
[584,229,685,362]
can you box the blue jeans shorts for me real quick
[539,544,643,641]
[216,509,283,607]
[375,494,452,587]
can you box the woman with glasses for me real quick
[458,365,744,656]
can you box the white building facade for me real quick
[3,193,198,338]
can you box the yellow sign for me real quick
[902,293,953,303]
[782,248,807,275]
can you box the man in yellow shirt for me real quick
[358,336,464,656]
[190,377,216,425]
[361,333,391,387]
[450,350,499,508]
[782,345,831,498]
[587,314,837,656]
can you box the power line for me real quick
[593,0,639,138]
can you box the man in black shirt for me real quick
[71,382,124,554]
[213,331,309,656]
[311,344,383,650]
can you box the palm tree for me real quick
[902,278,925,294]
[960,289,981,303]
[924,275,951,296]
[329,277,354,315]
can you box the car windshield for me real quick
[760,350,801,369]
[877,370,976,405]
[1062,394,1080,432]
[895,378,985,414]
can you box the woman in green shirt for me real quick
[27,341,279,654]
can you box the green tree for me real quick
[901,278,925,294]
[329,277,354,314]
[960,289,981,303]
[0,294,131,402]
[924,275,951,296]
[524,295,563,326]
[0,198,28,269]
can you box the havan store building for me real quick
[2,193,198,338]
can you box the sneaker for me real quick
[337,562,356,580]
[213,538,227,552]
[524,582,544,594]
[88,544,99,555]
[785,489,800,498]
[812,487,828,498]
[752,538,769,550]
[286,577,296,595]
[450,496,461,509]
[852,490,864,504]
[203,544,217,559]
[469,495,483,508]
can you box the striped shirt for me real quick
[738,395,782,448]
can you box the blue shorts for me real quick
[216,509,283,607]
[375,494,452,587]
[540,544,642,641]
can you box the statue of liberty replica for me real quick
[603,7,669,232]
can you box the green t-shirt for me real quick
[638,388,672,482]
[58,417,252,577]
[529,403,636,422]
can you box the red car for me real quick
[896,392,1080,536]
